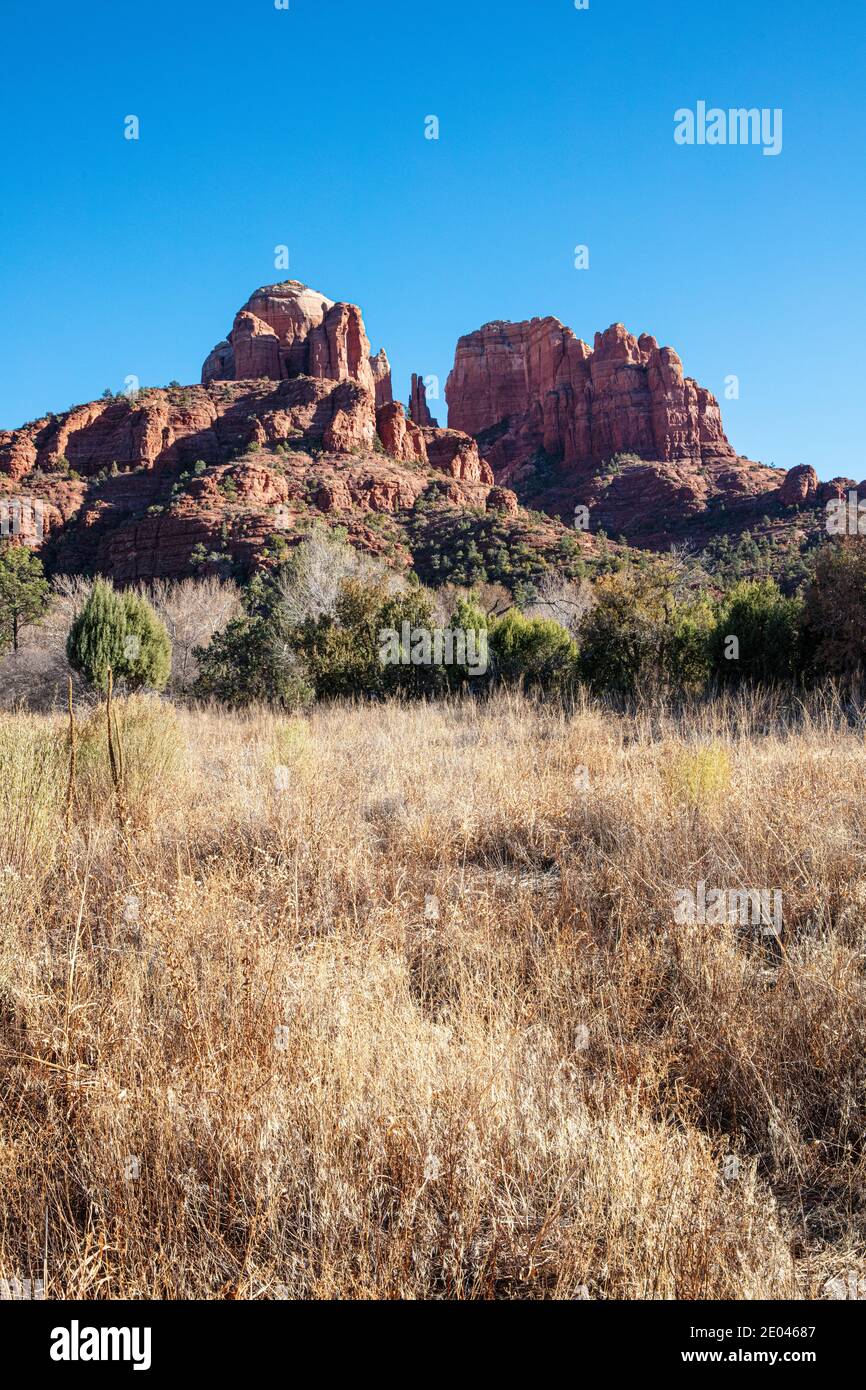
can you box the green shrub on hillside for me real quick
[193,609,313,709]
[188,527,866,708]
[67,581,171,693]
[708,579,802,686]
[0,544,50,654]
[577,564,724,698]
[489,609,578,693]
[376,587,450,698]
[800,539,866,679]
[294,579,389,700]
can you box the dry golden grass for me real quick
[0,689,864,1299]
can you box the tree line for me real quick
[3,530,866,706]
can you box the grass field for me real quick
[1,689,864,1299]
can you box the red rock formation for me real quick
[376,403,428,464]
[0,492,62,544]
[818,480,848,504]
[307,302,373,395]
[201,280,389,399]
[0,279,826,581]
[581,456,782,546]
[422,428,494,485]
[203,281,334,383]
[201,340,234,383]
[409,373,437,427]
[322,383,377,453]
[0,378,386,486]
[486,486,519,515]
[0,431,37,482]
[439,313,810,543]
[446,317,736,473]
[232,311,281,380]
[779,464,819,506]
[370,350,393,409]
[0,368,515,581]
[221,463,290,506]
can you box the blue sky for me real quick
[1,0,863,478]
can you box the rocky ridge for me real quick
[0,280,842,583]
[0,282,524,583]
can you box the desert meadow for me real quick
[0,687,864,1299]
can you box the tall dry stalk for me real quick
[64,675,76,834]
[105,667,129,836]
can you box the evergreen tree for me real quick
[0,543,50,653]
[801,539,866,679]
[577,564,716,697]
[490,608,579,693]
[120,591,171,691]
[66,580,126,691]
[708,578,802,686]
[67,579,171,692]
[193,609,311,708]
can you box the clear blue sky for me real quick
[1,0,863,478]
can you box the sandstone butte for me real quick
[446,317,824,543]
[0,280,843,582]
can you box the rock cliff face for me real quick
[422,429,493,485]
[778,464,818,507]
[370,350,393,409]
[442,314,819,542]
[446,318,736,473]
[2,377,377,482]
[376,402,428,464]
[1,374,512,582]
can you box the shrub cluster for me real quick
[186,564,630,708]
[192,536,866,708]
[6,532,866,711]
